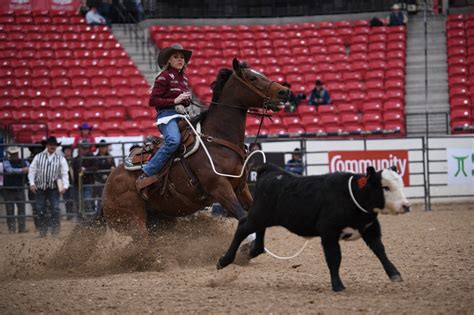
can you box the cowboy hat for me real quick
[96,139,109,147]
[158,43,192,68]
[392,4,400,10]
[6,146,21,154]
[45,136,61,146]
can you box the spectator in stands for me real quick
[85,4,108,26]
[73,141,98,216]
[370,17,385,27]
[98,0,113,25]
[3,146,29,233]
[285,148,304,175]
[28,137,70,237]
[72,123,96,153]
[95,140,115,215]
[27,141,45,230]
[77,0,90,17]
[309,80,331,106]
[282,82,302,113]
[387,4,408,26]
[62,145,75,220]
[136,43,193,200]
[125,0,145,21]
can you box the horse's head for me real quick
[232,58,289,111]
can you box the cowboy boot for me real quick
[135,173,161,200]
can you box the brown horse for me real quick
[101,58,289,240]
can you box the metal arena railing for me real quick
[0,135,473,223]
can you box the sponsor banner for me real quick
[447,148,474,185]
[0,0,79,11]
[328,150,410,186]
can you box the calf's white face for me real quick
[374,169,410,215]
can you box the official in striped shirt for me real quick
[28,136,70,237]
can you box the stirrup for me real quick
[135,174,161,200]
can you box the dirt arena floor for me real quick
[0,203,473,314]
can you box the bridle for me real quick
[191,70,284,141]
[191,70,281,114]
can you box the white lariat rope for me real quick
[181,115,266,178]
[348,176,369,214]
[181,115,310,260]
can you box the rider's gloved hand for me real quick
[174,92,192,105]
[175,105,186,114]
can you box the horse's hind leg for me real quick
[217,216,256,269]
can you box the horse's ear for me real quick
[233,58,242,76]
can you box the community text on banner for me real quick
[447,148,474,185]
[328,150,410,186]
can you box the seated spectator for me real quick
[308,80,331,106]
[282,82,304,113]
[370,17,385,27]
[77,0,89,17]
[124,0,144,22]
[387,4,407,26]
[3,146,29,233]
[72,123,96,153]
[85,5,108,26]
[98,0,113,25]
[284,148,304,175]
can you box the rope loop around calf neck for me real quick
[348,176,370,214]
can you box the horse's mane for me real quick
[211,62,249,103]
[211,68,233,103]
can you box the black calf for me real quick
[217,164,406,292]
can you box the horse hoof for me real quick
[216,262,223,270]
[390,275,403,282]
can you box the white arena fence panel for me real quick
[0,136,473,219]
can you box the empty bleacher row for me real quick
[150,21,407,137]
[446,13,474,134]
[0,10,151,142]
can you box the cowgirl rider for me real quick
[136,43,193,199]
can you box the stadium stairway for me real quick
[405,14,449,135]
[111,23,157,85]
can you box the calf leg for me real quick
[321,236,345,292]
[362,220,402,282]
[217,216,256,269]
[249,228,266,259]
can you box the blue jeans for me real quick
[143,110,181,176]
[36,188,60,236]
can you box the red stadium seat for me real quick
[337,103,356,114]
[363,112,382,124]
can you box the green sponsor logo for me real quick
[452,155,468,177]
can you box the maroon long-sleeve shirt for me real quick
[149,67,190,112]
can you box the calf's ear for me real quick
[366,166,376,177]
[390,166,398,172]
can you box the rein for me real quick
[348,176,370,214]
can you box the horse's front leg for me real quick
[210,179,247,220]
